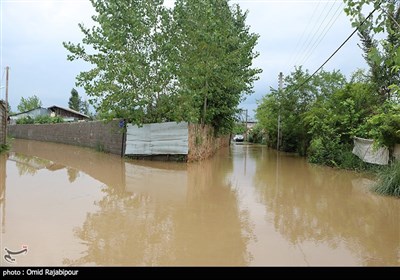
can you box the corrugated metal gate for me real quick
[125,122,189,156]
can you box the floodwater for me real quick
[0,139,399,266]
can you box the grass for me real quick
[372,161,400,197]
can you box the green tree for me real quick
[68,88,82,112]
[63,0,175,125]
[344,0,400,152]
[81,100,90,116]
[256,68,347,155]
[173,0,261,133]
[344,0,400,100]
[17,95,42,113]
[64,0,261,134]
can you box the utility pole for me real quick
[277,72,283,151]
[245,109,248,141]
[5,66,9,139]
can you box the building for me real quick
[47,106,90,122]
[9,107,50,124]
[0,101,6,146]
[10,105,90,124]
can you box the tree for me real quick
[64,0,174,125]
[68,88,82,112]
[173,0,261,133]
[17,95,42,113]
[344,0,400,150]
[64,0,261,134]
[81,100,90,116]
[344,0,400,100]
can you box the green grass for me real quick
[372,161,400,197]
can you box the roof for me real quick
[47,105,90,119]
[10,107,47,117]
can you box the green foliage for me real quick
[16,116,34,124]
[33,115,64,124]
[344,0,400,99]
[68,88,82,112]
[17,95,42,113]
[0,144,8,153]
[248,124,264,144]
[64,0,261,134]
[16,115,64,124]
[256,67,346,155]
[232,123,246,135]
[373,161,400,197]
[95,142,105,153]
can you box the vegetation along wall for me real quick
[0,101,6,147]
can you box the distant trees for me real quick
[68,88,81,112]
[17,95,42,113]
[68,88,90,116]
[63,0,261,134]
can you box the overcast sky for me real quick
[0,0,367,119]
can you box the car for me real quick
[233,134,244,142]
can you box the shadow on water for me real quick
[248,146,399,266]
[8,139,251,266]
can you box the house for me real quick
[10,105,90,124]
[47,106,90,122]
[9,107,50,124]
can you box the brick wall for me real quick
[8,120,125,155]
[0,101,6,146]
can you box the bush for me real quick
[16,115,64,124]
[308,136,342,167]
[16,116,34,124]
[373,161,400,197]
[248,125,264,144]
[34,115,64,124]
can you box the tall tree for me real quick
[63,0,174,125]
[68,88,82,112]
[172,0,261,133]
[64,0,261,133]
[344,0,400,100]
[17,95,42,112]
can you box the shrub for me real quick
[373,161,400,197]
[16,116,34,124]
[16,115,64,124]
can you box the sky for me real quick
[0,0,368,120]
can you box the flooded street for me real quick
[1,139,399,266]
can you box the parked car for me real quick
[233,134,244,142]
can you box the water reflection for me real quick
[64,149,251,266]
[249,146,399,266]
[8,139,250,266]
[0,152,7,233]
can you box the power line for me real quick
[286,4,380,94]
[299,2,344,67]
[295,0,338,67]
[283,0,322,72]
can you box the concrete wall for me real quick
[0,101,6,146]
[8,120,125,155]
[188,124,230,162]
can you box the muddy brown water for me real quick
[0,139,398,266]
